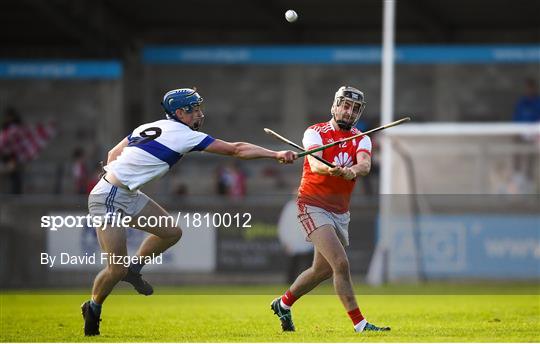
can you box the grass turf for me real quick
[1,284,539,342]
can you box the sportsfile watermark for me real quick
[41,212,252,231]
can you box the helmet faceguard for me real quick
[331,86,366,130]
[190,111,205,131]
[161,88,205,130]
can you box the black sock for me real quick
[129,262,145,274]
[89,300,102,316]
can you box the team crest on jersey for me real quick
[334,152,353,167]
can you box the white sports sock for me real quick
[280,299,291,310]
[354,319,367,332]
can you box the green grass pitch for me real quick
[1,284,539,342]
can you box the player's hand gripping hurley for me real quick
[297,117,411,158]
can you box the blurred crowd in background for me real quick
[1,77,537,196]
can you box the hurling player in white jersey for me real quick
[81,88,296,336]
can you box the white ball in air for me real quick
[285,9,298,23]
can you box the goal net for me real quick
[367,123,540,284]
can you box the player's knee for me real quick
[107,264,128,280]
[159,226,182,242]
[332,257,350,276]
[323,269,334,280]
[170,227,182,243]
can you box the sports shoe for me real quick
[122,269,154,295]
[270,298,295,331]
[361,322,391,332]
[81,301,101,336]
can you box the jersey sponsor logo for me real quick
[334,152,353,167]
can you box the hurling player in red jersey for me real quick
[271,86,390,333]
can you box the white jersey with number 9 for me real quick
[105,119,215,190]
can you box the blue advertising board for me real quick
[387,215,540,279]
[0,60,122,79]
[143,45,540,64]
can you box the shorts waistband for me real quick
[102,175,130,191]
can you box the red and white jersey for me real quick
[0,122,56,163]
[298,121,371,214]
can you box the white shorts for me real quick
[297,202,351,246]
[88,178,149,218]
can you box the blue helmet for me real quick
[161,88,204,116]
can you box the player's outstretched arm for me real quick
[106,137,129,164]
[204,139,296,163]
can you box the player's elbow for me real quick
[231,142,252,159]
[106,149,115,162]
[107,146,120,160]
[206,140,251,159]
[357,163,371,177]
[231,142,245,158]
